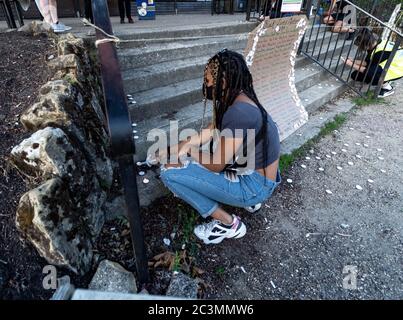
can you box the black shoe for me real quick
[346,30,357,41]
[120,19,125,24]
[378,87,395,98]
[128,17,134,24]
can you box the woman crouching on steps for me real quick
[156,49,281,245]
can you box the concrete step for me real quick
[129,78,203,122]
[118,34,248,70]
[116,21,258,42]
[128,55,347,123]
[299,77,347,114]
[135,94,355,208]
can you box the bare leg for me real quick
[323,16,335,25]
[211,207,233,225]
[39,0,51,24]
[48,0,58,24]
[332,20,354,33]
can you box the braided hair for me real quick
[202,49,270,176]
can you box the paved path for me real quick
[201,80,403,299]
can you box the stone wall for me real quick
[10,27,115,275]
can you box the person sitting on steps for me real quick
[343,28,403,98]
[323,0,356,40]
[154,49,281,245]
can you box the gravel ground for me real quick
[199,80,403,300]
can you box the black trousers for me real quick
[84,0,93,23]
[118,0,132,20]
[351,65,383,85]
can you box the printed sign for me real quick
[244,16,309,141]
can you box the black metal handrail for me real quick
[91,0,149,287]
[300,0,403,98]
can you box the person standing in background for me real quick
[84,0,93,23]
[118,0,134,24]
[35,0,72,32]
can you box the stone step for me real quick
[122,41,342,95]
[118,34,248,70]
[135,93,355,208]
[127,54,347,123]
[116,21,258,42]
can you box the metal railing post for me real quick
[91,0,149,287]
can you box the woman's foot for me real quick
[52,22,72,33]
[128,17,134,23]
[120,19,125,24]
[378,83,395,98]
[194,215,246,244]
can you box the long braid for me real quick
[203,49,270,181]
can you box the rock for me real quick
[89,260,137,294]
[20,80,83,131]
[11,127,87,181]
[166,272,199,299]
[104,196,126,221]
[18,21,53,35]
[20,80,112,189]
[16,178,93,275]
[48,54,80,74]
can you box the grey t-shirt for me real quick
[221,101,280,170]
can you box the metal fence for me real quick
[299,0,403,97]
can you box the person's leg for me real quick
[323,16,335,25]
[84,0,93,22]
[118,0,125,22]
[39,0,52,24]
[332,20,354,34]
[48,0,58,24]
[125,0,133,21]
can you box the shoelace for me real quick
[199,220,221,233]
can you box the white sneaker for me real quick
[382,82,393,90]
[52,22,72,33]
[245,203,262,213]
[378,87,395,98]
[193,215,246,244]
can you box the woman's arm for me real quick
[344,57,367,73]
[157,122,214,163]
[192,135,243,173]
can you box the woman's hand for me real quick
[341,56,353,67]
